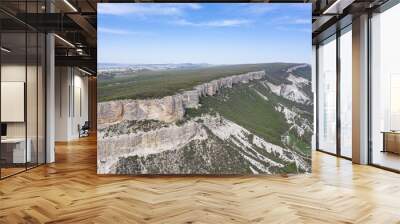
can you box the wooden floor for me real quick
[372,150,400,171]
[1,136,400,224]
[0,167,26,178]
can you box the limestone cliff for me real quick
[98,120,208,174]
[98,71,265,125]
[97,115,310,174]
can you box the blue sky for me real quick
[98,3,311,65]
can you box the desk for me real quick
[382,131,400,154]
[1,138,31,163]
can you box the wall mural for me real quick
[97,3,313,175]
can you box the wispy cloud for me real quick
[291,19,310,25]
[173,19,252,27]
[270,16,310,25]
[98,27,152,35]
[98,3,201,16]
[275,26,310,33]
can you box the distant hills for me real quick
[98,63,211,73]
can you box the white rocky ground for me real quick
[263,64,312,105]
[265,81,311,105]
[273,103,312,138]
[201,115,309,173]
[98,115,309,174]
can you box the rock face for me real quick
[97,100,124,124]
[263,64,312,105]
[98,71,265,125]
[98,115,310,174]
[98,120,208,174]
[265,81,311,105]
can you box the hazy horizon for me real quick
[98,61,311,66]
[98,3,311,65]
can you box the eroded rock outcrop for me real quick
[97,120,208,174]
[98,70,266,125]
[97,115,311,174]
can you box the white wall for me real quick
[71,72,89,138]
[55,66,69,141]
[55,67,89,141]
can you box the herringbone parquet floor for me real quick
[1,136,400,224]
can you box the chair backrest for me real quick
[82,121,90,129]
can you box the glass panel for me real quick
[27,31,38,169]
[1,31,27,177]
[318,36,337,154]
[0,1,46,178]
[340,28,352,158]
[371,4,400,171]
[26,0,39,169]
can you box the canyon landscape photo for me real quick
[97,3,312,175]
